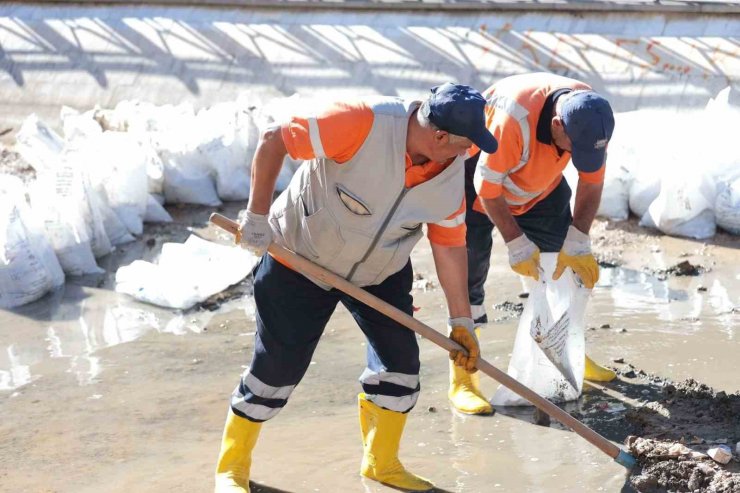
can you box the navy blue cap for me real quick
[561,91,615,172]
[421,83,498,154]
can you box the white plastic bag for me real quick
[642,171,717,239]
[629,175,661,219]
[715,177,740,235]
[143,194,173,223]
[597,163,631,221]
[115,235,259,309]
[78,132,149,235]
[60,106,103,145]
[491,253,587,406]
[15,114,64,173]
[29,170,103,276]
[195,102,258,201]
[0,175,64,308]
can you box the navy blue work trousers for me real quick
[230,254,421,422]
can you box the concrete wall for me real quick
[1,4,738,128]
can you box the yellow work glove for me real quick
[448,317,479,374]
[553,225,599,289]
[505,234,541,280]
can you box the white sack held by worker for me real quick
[491,253,588,406]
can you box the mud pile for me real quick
[628,437,739,492]
[623,378,740,492]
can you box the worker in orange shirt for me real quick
[458,73,616,411]
[214,84,498,492]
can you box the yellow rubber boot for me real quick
[358,394,434,492]
[448,360,494,415]
[215,410,262,493]
[448,327,492,415]
[584,355,616,382]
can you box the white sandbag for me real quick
[133,105,222,206]
[491,253,587,406]
[144,144,165,195]
[143,194,173,223]
[715,177,740,235]
[15,114,64,173]
[0,175,64,308]
[610,110,677,219]
[28,171,103,276]
[88,185,135,246]
[195,102,257,201]
[160,148,222,206]
[115,235,259,309]
[60,106,103,145]
[703,86,740,183]
[643,171,717,239]
[78,132,149,235]
[597,163,630,221]
[108,100,196,134]
[629,175,661,219]
[78,170,113,258]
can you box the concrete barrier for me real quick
[0,3,738,128]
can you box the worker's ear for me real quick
[433,129,449,145]
[551,116,564,131]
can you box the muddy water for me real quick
[1,212,738,493]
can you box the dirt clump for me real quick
[623,378,740,492]
[648,260,705,280]
[0,145,35,183]
[627,436,739,493]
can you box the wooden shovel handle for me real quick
[211,213,632,466]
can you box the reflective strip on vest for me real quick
[230,394,282,421]
[241,370,296,400]
[503,176,542,203]
[366,391,420,413]
[360,368,420,389]
[307,116,326,159]
[434,210,466,228]
[480,94,545,205]
[476,165,506,185]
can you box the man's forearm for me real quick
[430,243,471,319]
[248,125,289,215]
[480,196,521,242]
[572,181,603,234]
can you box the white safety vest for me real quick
[270,97,465,288]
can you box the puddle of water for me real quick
[593,265,738,338]
[0,281,252,391]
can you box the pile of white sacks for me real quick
[2,88,739,310]
[583,86,740,239]
[0,93,302,309]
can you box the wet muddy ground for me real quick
[1,203,739,493]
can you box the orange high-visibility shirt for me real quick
[281,99,467,246]
[472,73,606,216]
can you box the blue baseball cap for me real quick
[421,83,498,154]
[561,91,615,172]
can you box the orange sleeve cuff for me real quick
[428,223,466,247]
[578,164,606,184]
[477,180,503,199]
[281,120,315,161]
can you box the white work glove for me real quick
[448,317,479,374]
[505,234,541,281]
[238,210,272,257]
[553,225,599,288]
